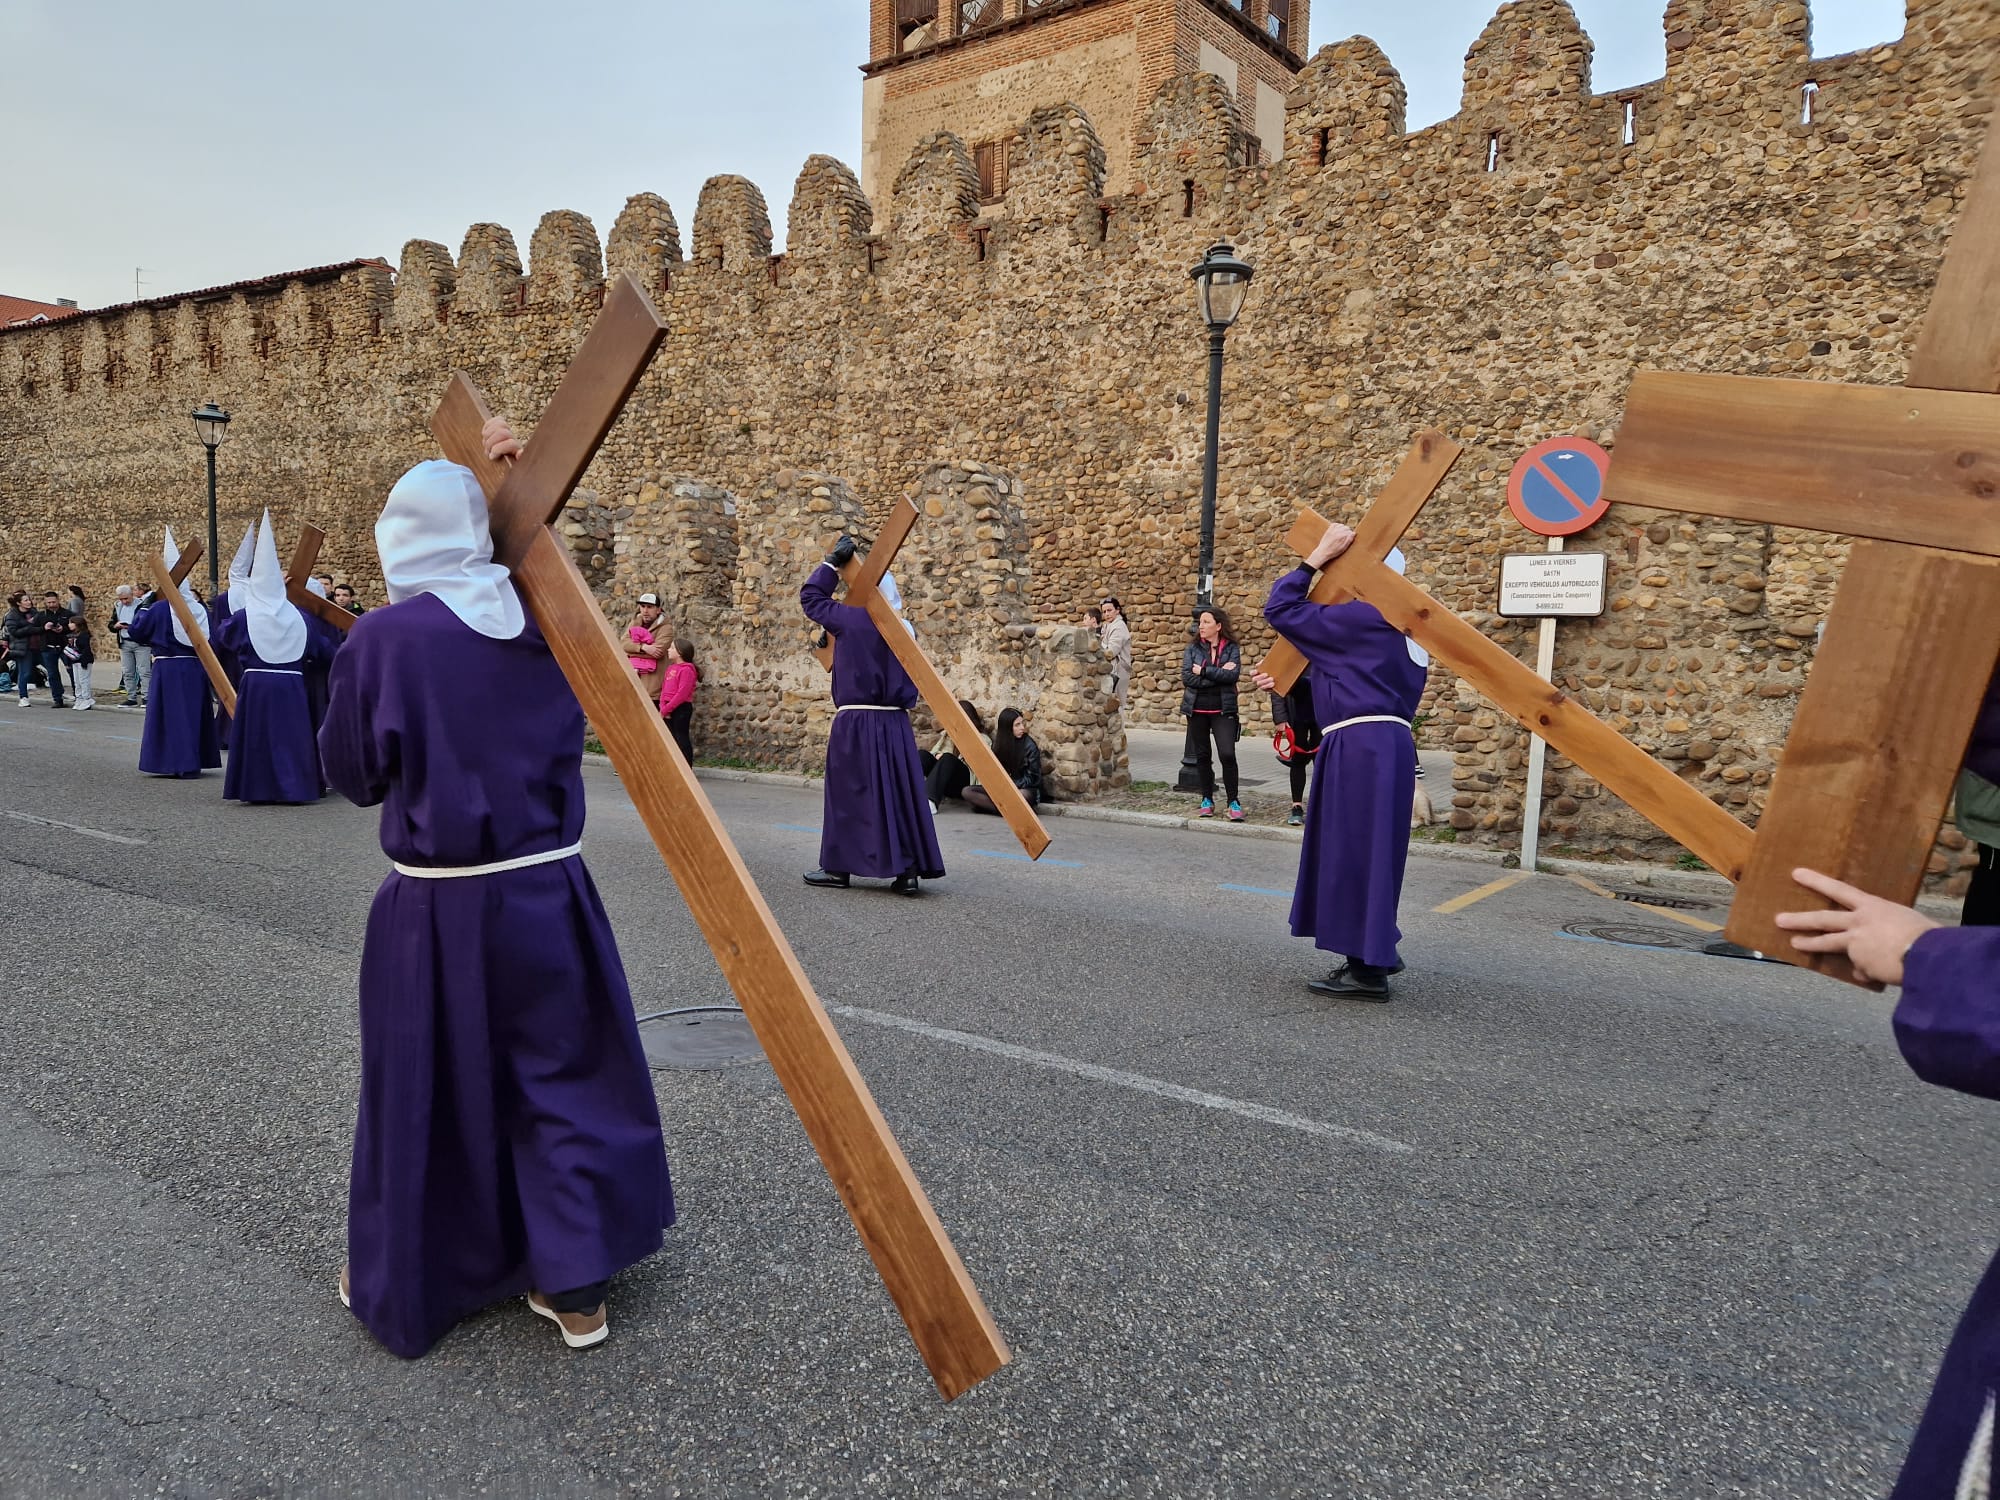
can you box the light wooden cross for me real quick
[817,505,1052,861]
[146,538,237,717]
[429,273,1007,1400]
[1258,121,2000,989]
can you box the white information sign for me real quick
[1498,551,1608,618]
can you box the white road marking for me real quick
[826,1001,1414,1155]
[4,811,147,846]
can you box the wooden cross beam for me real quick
[144,554,236,717]
[829,504,1052,861]
[430,273,1008,1400]
[1608,111,2000,981]
[283,525,358,633]
[167,539,203,590]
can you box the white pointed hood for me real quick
[375,460,525,640]
[1386,548,1429,669]
[161,526,208,647]
[878,570,915,638]
[226,521,256,604]
[242,511,307,664]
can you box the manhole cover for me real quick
[1564,921,1712,953]
[637,1007,764,1071]
[1609,890,1716,912]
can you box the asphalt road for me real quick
[0,700,1991,1499]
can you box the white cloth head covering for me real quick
[242,510,307,664]
[1386,548,1430,669]
[877,571,915,638]
[306,576,328,598]
[375,460,525,640]
[161,526,208,647]
[226,521,256,604]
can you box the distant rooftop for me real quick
[1,294,82,328]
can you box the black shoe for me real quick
[889,874,923,897]
[1308,963,1396,1001]
[803,869,850,889]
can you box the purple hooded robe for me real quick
[1265,565,1426,970]
[319,591,672,1359]
[128,599,222,779]
[800,562,945,881]
[1889,926,2000,1496]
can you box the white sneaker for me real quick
[74,701,93,711]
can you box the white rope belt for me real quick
[392,841,582,880]
[835,704,908,714]
[242,668,303,677]
[1320,715,1414,736]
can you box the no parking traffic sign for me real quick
[1507,437,1612,537]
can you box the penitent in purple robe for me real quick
[215,608,330,805]
[1265,566,1426,970]
[1888,926,2000,1497]
[127,600,222,779]
[801,563,945,881]
[319,592,673,1359]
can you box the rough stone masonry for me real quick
[2,0,1995,876]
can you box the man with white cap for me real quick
[126,529,222,779]
[319,419,672,1358]
[799,539,943,897]
[213,512,331,805]
[1252,524,1428,1000]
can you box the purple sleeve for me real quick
[1893,926,2000,1101]
[126,600,170,649]
[317,624,392,808]
[1264,566,1391,655]
[214,610,248,657]
[800,562,870,638]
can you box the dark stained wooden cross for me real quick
[1260,114,2000,988]
[819,505,1052,861]
[430,273,1008,1400]
[283,525,359,634]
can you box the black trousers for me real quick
[1185,714,1239,802]
[927,752,971,805]
[665,703,693,765]
[1966,843,2000,927]
[548,1279,608,1313]
[1289,754,1311,806]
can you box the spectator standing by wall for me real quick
[6,591,63,707]
[1099,597,1132,713]
[110,584,150,706]
[1271,671,1320,828]
[331,584,366,616]
[656,637,699,764]
[64,615,94,710]
[1180,606,1242,821]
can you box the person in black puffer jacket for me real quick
[964,707,1044,815]
[1180,606,1243,820]
[4,593,50,704]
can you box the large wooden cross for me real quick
[283,525,359,634]
[1260,115,2000,988]
[819,506,1051,860]
[429,273,1007,1400]
[146,538,237,717]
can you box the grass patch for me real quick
[1411,825,1459,844]
[1129,779,1173,793]
[583,735,605,756]
[1674,853,1710,872]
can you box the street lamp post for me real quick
[191,403,231,596]
[1176,241,1254,794]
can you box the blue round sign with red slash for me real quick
[1507,437,1612,537]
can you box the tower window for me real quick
[1622,99,1636,146]
[1801,80,1821,126]
[959,0,1000,32]
[1182,179,1196,217]
[1486,132,1501,172]
[896,0,936,50]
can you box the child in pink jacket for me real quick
[657,638,698,763]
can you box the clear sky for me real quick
[3,0,1910,312]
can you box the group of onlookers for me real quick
[921,700,1044,817]
[623,592,700,762]
[2,585,97,710]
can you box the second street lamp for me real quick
[191,403,231,596]
[1176,241,1254,794]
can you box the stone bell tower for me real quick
[861,0,1309,207]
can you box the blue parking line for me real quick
[774,823,821,834]
[969,848,1082,868]
[1219,883,1293,899]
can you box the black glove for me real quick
[815,630,830,650]
[828,535,857,569]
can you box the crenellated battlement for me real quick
[3,0,1995,871]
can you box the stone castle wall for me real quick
[1,0,1995,872]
